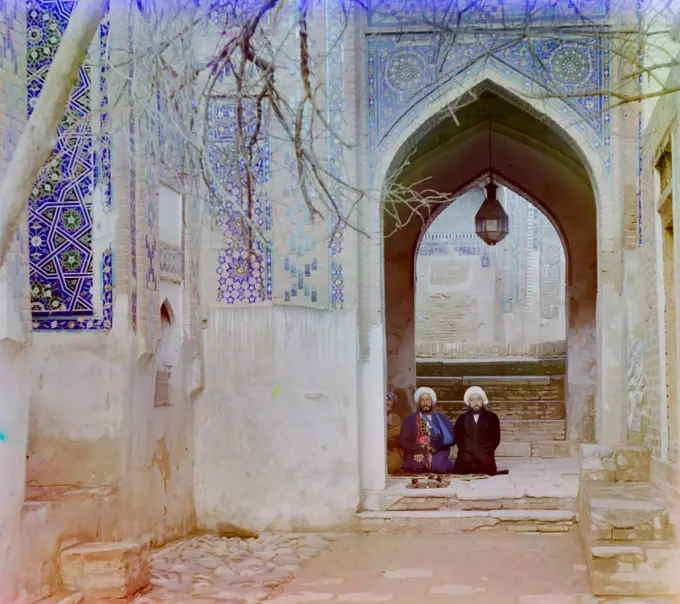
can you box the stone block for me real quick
[502,420,566,442]
[532,440,577,458]
[537,523,571,532]
[587,483,674,542]
[589,544,680,596]
[507,523,538,532]
[497,441,531,457]
[60,542,150,598]
[580,445,617,482]
[615,446,651,483]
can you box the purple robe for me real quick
[399,411,455,474]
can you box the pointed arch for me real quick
[160,298,175,327]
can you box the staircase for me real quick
[579,445,680,597]
[416,357,572,458]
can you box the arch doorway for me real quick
[383,88,597,462]
[407,185,568,462]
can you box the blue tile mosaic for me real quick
[366,0,609,28]
[27,0,113,330]
[208,100,273,304]
[367,35,611,166]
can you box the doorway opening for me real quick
[414,185,567,462]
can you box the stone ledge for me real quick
[357,509,576,534]
[20,486,119,596]
[586,483,674,542]
[60,541,150,599]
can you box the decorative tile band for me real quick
[366,0,608,28]
[367,35,611,167]
[28,0,113,330]
[32,247,113,331]
[208,100,273,304]
[326,0,345,309]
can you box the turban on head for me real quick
[463,386,489,407]
[414,387,437,406]
[386,391,398,403]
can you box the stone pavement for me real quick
[133,533,340,603]
[124,530,675,604]
[384,458,580,501]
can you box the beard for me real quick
[471,405,483,413]
[419,404,433,413]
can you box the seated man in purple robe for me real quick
[452,386,502,476]
[400,387,455,474]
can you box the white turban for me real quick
[414,387,437,406]
[463,386,489,407]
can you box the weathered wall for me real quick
[194,305,360,531]
[15,4,199,596]
[640,68,680,502]
[0,0,30,599]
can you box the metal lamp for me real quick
[475,103,509,246]
[475,180,509,245]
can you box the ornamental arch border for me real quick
[356,65,622,498]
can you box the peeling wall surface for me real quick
[194,306,359,531]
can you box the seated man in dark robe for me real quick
[453,386,502,476]
[400,387,454,474]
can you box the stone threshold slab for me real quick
[358,510,575,521]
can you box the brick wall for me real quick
[640,86,677,467]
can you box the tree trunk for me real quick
[0,0,109,269]
[0,1,107,599]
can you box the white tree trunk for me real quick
[0,1,107,600]
[0,0,108,269]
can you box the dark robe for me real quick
[452,408,501,476]
[399,411,455,474]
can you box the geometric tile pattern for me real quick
[326,0,346,309]
[501,191,522,314]
[419,232,491,269]
[127,14,137,330]
[367,35,611,165]
[539,211,563,320]
[27,0,113,329]
[282,198,321,304]
[366,0,608,27]
[208,100,272,304]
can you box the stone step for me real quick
[20,486,119,596]
[357,509,576,533]
[417,378,565,402]
[497,441,577,459]
[60,541,151,599]
[588,540,680,596]
[579,480,680,596]
[438,400,566,420]
[501,420,566,442]
[416,359,566,377]
[583,483,675,542]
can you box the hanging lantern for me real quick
[475,181,509,245]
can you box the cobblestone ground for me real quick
[135,532,674,604]
[136,533,340,603]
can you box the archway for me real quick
[383,88,597,458]
[407,184,569,461]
